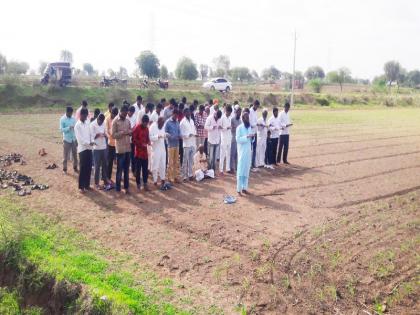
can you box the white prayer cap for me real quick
[234,105,240,111]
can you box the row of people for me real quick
[59,96,292,194]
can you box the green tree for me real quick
[308,78,323,93]
[160,65,169,79]
[230,67,251,81]
[213,68,225,77]
[6,61,29,75]
[60,50,73,63]
[212,55,230,77]
[407,70,420,87]
[397,68,407,89]
[305,66,325,80]
[135,51,160,78]
[38,61,48,74]
[261,66,281,80]
[327,67,352,92]
[175,57,198,80]
[251,70,259,80]
[384,60,401,88]
[83,63,94,76]
[0,53,7,74]
[199,64,209,80]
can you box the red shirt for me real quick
[132,124,150,159]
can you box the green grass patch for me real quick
[0,287,43,315]
[0,197,189,314]
[369,249,395,279]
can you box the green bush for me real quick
[315,98,329,106]
[308,79,323,93]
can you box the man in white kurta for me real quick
[149,117,166,185]
[256,109,269,168]
[193,145,215,181]
[150,103,164,124]
[180,108,197,180]
[249,100,260,169]
[219,105,233,174]
[204,110,222,171]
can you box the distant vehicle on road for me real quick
[40,62,72,87]
[139,78,169,90]
[202,77,232,92]
[100,76,127,87]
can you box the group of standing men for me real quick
[59,95,292,195]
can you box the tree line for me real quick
[1,50,420,90]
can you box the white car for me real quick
[202,78,232,92]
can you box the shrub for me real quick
[316,98,330,106]
[308,79,323,93]
[263,93,278,106]
[383,97,395,107]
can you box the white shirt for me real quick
[74,120,92,153]
[268,115,281,139]
[128,114,137,128]
[150,110,164,124]
[220,114,232,145]
[279,110,292,135]
[149,122,166,152]
[132,102,143,117]
[136,109,153,124]
[257,117,269,141]
[209,105,218,117]
[180,117,197,148]
[205,115,222,145]
[90,120,107,150]
[249,107,258,132]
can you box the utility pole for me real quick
[291,30,297,107]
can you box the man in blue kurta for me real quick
[236,112,254,196]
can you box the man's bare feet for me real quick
[124,189,130,195]
[242,189,250,195]
[79,188,85,194]
[237,191,243,197]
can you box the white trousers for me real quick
[151,147,166,182]
[256,138,267,167]
[195,169,215,181]
[219,143,231,172]
[147,145,152,170]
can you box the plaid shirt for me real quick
[194,111,208,138]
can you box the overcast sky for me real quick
[0,0,419,79]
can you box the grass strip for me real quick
[0,196,189,314]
